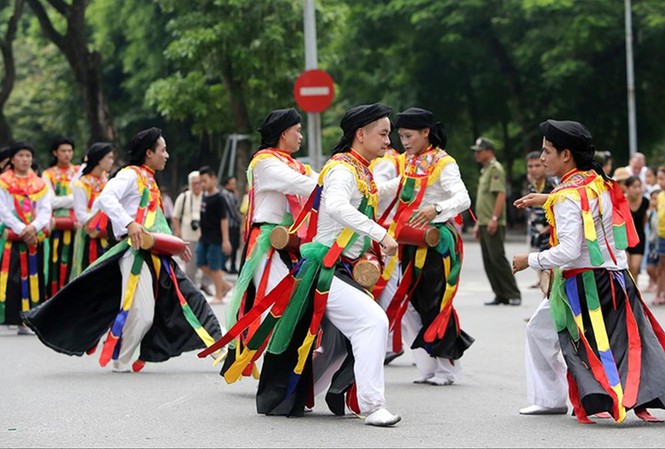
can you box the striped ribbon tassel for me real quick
[200,261,302,359]
[0,240,13,322]
[134,189,150,225]
[218,271,300,384]
[578,187,604,266]
[287,266,334,396]
[58,230,72,290]
[99,252,144,367]
[19,244,29,313]
[224,225,271,332]
[425,226,463,342]
[566,273,626,422]
[89,239,99,265]
[161,257,223,362]
[50,233,61,296]
[28,244,40,305]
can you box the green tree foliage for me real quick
[6,33,86,165]
[332,0,665,199]
[2,0,665,193]
[146,0,346,188]
[26,0,118,148]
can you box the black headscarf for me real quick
[127,127,162,166]
[394,107,447,149]
[8,141,34,158]
[5,141,35,171]
[258,108,302,150]
[331,103,392,154]
[48,137,75,167]
[539,119,607,180]
[82,142,113,176]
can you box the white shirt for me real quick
[72,183,96,225]
[172,190,203,242]
[71,174,106,225]
[42,172,74,210]
[314,165,398,259]
[372,156,400,221]
[411,161,471,224]
[0,182,52,234]
[97,168,143,240]
[528,189,627,271]
[251,157,318,224]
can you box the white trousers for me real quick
[524,298,568,408]
[402,302,463,382]
[377,260,400,353]
[313,276,389,414]
[115,253,155,368]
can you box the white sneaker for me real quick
[426,376,454,386]
[364,407,401,427]
[112,361,131,373]
[519,404,567,415]
[17,325,35,336]
[413,375,433,384]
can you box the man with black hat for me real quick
[0,142,51,334]
[217,107,318,381]
[42,137,80,295]
[379,107,474,386]
[69,142,115,279]
[246,103,402,426]
[23,127,222,373]
[471,137,521,306]
[512,119,665,423]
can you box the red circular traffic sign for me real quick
[293,69,335,113]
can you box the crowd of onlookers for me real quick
[522,149,665,306]
[169,169,246,304]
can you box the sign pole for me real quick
[303,0,322,170]
[625,0,637,159]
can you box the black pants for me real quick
[478,225,521,300]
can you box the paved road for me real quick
[2,230,665,448]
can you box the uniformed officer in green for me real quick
[471,137,521,305]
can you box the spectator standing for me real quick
[624,176,649,282]
[644,166,658,197]
[220,176,242,274]
[654,167,665,305]
[525,150,557,288]
[172,170,211,294]
[646,188,661,294]
[622,151,648,184]
[471,137,521,306]
[197,166,233,304]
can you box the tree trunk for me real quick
[27,0,118,150]
[0,111,11,147]
[220,57,252,194]
[0,0,24,146]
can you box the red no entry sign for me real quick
[294,69,335,113]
